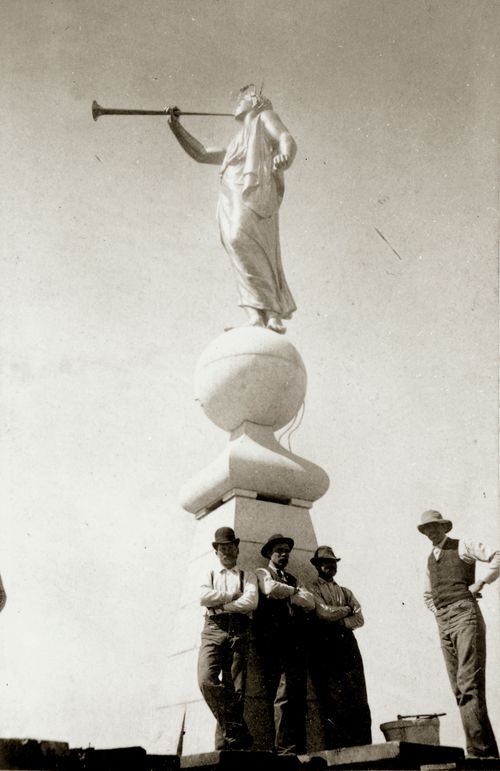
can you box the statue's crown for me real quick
[239,82,272,111]
[239,83,257,96]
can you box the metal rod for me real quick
[397,713,446,720]
[92,101,233,121]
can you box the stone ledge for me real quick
[306,742,464,769]
[421,760,500,771]
[80,748,179,771]
[180,750,302,770]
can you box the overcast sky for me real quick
[1,0,499,754]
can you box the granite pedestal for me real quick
[154,329,330,756]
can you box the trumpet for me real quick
[92,100,233,121]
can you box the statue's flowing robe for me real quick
[217,112,296,319]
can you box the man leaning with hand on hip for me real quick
[418,509,499,759]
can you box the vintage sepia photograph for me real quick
[1,1,499,769]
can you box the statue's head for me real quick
[234,83,272,119]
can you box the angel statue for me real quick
[168,84,297,334]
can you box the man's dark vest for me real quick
[253,568,300,638]
[428,538,475,609]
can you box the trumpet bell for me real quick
[92,100,102,121]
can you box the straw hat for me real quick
[417,510,453,534]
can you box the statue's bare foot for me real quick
[244,308,267,328]
[224,317,266,332]
[267,317,286,334]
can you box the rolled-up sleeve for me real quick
[423,566,437,613]
[256,568,295,599]
[309,581,350,622]
[460,540,500,585]
[223,571,259,613]
[200,574,233,607]
[314,600,350,622]
[342,589,365,629]
[292,584,315,610]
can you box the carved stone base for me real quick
[179,327,329,516]
[179,422,329,516]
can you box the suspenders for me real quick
[208,569,246,619]
[210,569,245,591]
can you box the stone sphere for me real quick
[194,328,307,432]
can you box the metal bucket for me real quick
[380,714,442,745]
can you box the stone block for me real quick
[144,753,180,771]
[421,761,500,771]
[180,750,300,770]
[79,747,147,771]
[308,741,464,768]
[77,747,179,771]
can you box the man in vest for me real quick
[198,527,258,750]
[254,534,314,755]
[307,546,372,749]
[418,510,499,759]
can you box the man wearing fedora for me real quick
[198,526,258,751]
[254,534,314,755]
[307,546,371,750]
[418,509,499,759]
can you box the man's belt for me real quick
[206,609,249,618]
[436,596,477,612]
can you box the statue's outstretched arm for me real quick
[260,110,297,171]
[168,107,225,166]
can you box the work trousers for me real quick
[309,627,372,749]
[436,598,498,758]
[254,632,308,755]
[197,614,252,750]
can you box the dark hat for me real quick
[261,533,295,558]
[212,527,240,549]
[417,510,453,534]
[310,545,341,566]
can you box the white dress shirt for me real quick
[255,564,315,609]
[423,536,500,613]
[200,564,258,615]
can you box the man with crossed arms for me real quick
[198,526,258,751]
[254,533,314,755]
